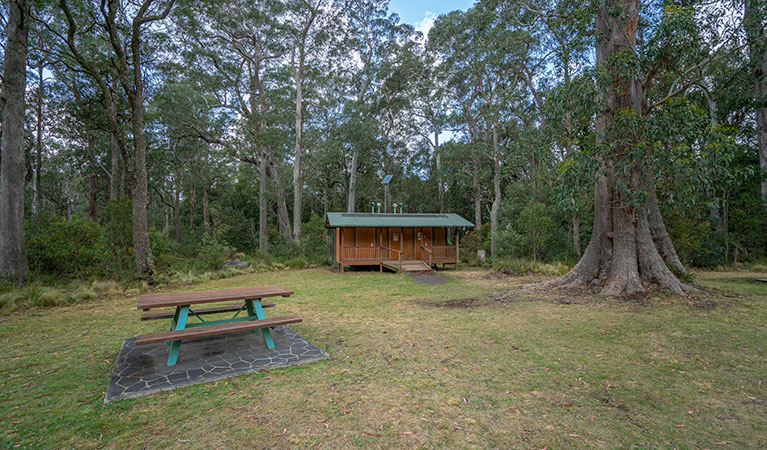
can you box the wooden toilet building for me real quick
[325,212,474,272]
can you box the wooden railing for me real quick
[342,246,380,261]
[420,245,433,267]
[429,245,457,262]
[342,244,455,270]
[380,246,402,271]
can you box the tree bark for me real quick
[572,211,581,258]
[489,123,500,258]
[292,52,304,241]
[259,155,268,254]
[88,134,98,221]
[202,185,210,237]
[0,0,30,286]
[125,3,157,280]
[173,172,180,242]
[109,132,119,200]
[434,128,444,212]
[292,6,317,241]
[265,157,292,242]
[33,37,44,218]
[347,149,358,212]
[745,0,767,241]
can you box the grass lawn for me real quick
[1,268,766,449]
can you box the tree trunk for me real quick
[490,124,500,258]
[0,0,30,286]
[572,211,581,258]
[266,158,292,242]
[259,155,268,255]
[347,149,358,212]
[292,46,305,242]
[434,129,444,213]
[531,0,689,296]
[173,173,180,242]
[88,134,98,221]
[33,42,44,218]
[127,10,156,280]
[109,132,119,200]
[473,160,482,232]
[744,0,767,242]
[202,185,210,237]
[188,172,196,230]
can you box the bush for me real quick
[101,198,135,278]
[300,213,331,265]
[195,238,232,271]
[517,201,555,262]
[460,230,487,266]
[150,228,181,271]
[27,215,103,277]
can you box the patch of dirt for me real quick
[407,273,449,285]
[418,297,487,309]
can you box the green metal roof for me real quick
[325,212,474,228]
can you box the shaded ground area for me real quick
[105,326,329,403]
[406,272,449,285]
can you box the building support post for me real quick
[456,228,460,264]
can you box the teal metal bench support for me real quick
[246,298,274,348]
[167,305,190,366]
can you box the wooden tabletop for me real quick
[138,286,293,310]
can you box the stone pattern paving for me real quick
[104,326,329,403]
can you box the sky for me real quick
[388,0,475,37]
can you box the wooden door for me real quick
[403,228,415,259]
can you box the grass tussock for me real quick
[492,258,572,276]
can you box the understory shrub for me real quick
[195,238,232,271]
[27,215,103,277]
[300,213,331,265]
[101,198,135,278]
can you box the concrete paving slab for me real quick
[104,326,329,403]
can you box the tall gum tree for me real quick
[745,0,767,212]
[0,0,30,286]
[536,0,721,295]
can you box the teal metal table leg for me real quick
[246,298,274,349]
[167,305,190,366]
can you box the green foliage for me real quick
[195,238,232,271]
[150,229,181,272]
[101,198,135,279]
[459,230,487,266]
[300,213,331,265]
[517,201,555,263]
[26,215,103,277]
[492,258,571,276]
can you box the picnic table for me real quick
[135,286,301,366]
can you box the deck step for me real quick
[381,260,432,273]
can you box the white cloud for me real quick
[414,11,437,40]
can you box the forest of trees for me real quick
[0,0,765,295]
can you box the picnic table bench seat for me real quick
[135,315,302,346]
[140,302,275,321]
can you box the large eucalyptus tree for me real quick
[0,0,30,285]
